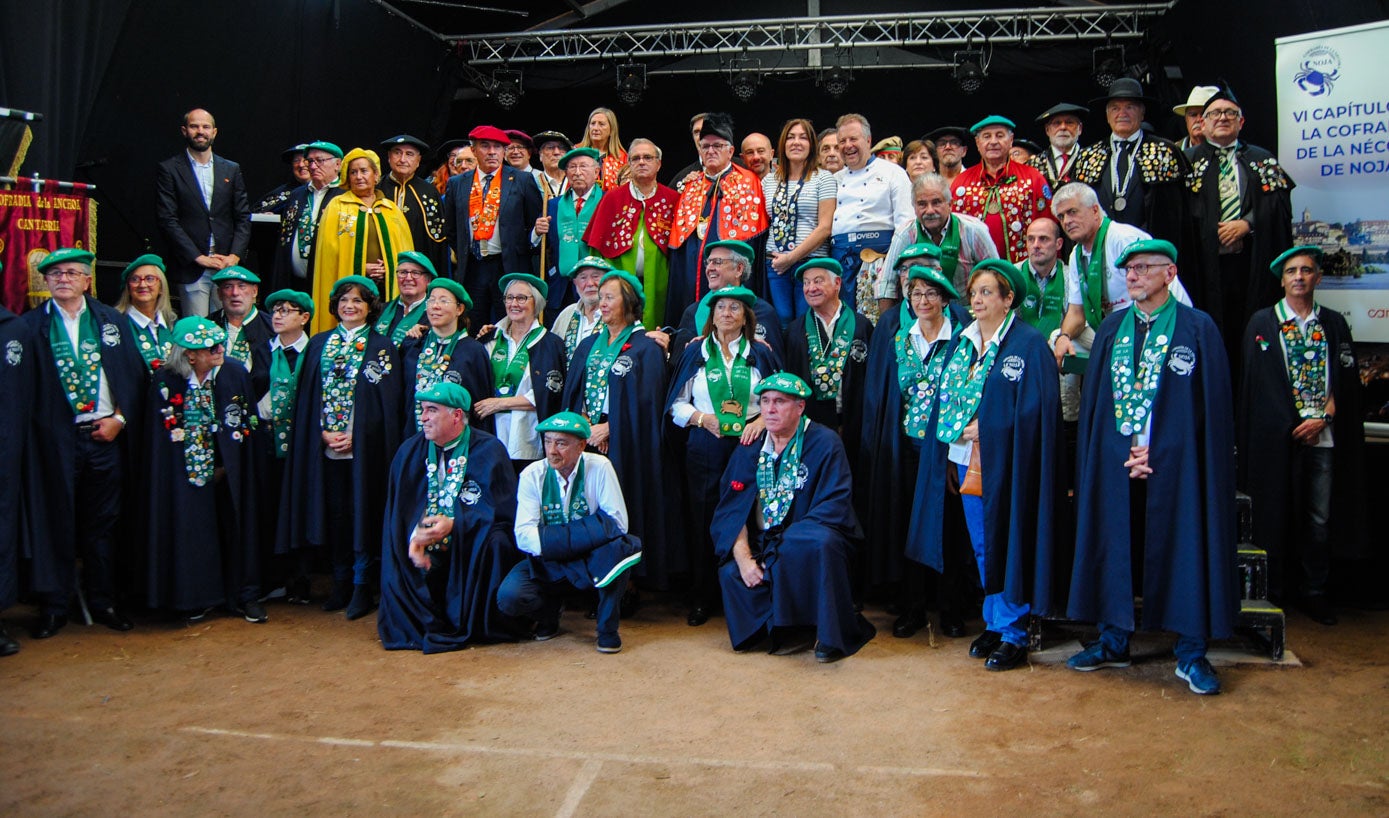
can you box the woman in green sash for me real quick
[400,278,494,437]
[116,254,176,372]
[665,285,781,626]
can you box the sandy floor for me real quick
[2,596,1387,817]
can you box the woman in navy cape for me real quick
[664,285,780,625]
[278,277,403,613]
[378,421,525,653]
[400,277,494,437]
[562,270,683,590]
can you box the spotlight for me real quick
[1092,45,1126,89]
[729,70,759,102]
[820,66,851,99]
[953,50,985,95]
[616,62,646,105]
[491,69,523,110]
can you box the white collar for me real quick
[962,312,1012,353]
[51,298,86,321]
[909,311,953,343]
[628,180,657,201]
[187,149,214,167]
[812,303,844,330]
[271,332,308,353]
[1111,132,1143,146]
[127,308,166,330]
[188,365,221,388]
[338,323,368,339]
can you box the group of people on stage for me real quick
[0,82,1369,699]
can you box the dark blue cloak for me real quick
[858,301,968,589]
[1068,302,1238,638]
[474,326,569,426]
[670,297,785,366]
[144,362,260,610]
[665,225,770,332]
[562,329,684,588]
[710,422,876,655]
[782,309,873,467]
[401,332,496,436]
[277,328,404,556]
[377,429,526,653]
[210,308,274,373]
[0,306,34,609]
[20,297,149,601]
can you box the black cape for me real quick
[710,422,876,655]
[0,306,34,609]
[783,308,873,467]
[1068,302,1238,638]
[1073,136,1193,271]
[210,308,275,374]
[562,328,683,588]
[380,174,450,275]
[277,328,404,555]
[144,363,260,610]
[476,323,569,428]
[270,185,345,295]
[1237,305,1366,590]
[670,296,785,366]
[377,429,525,653]
[401,332,496,436]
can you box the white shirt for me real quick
[1064,220,1191,316]
[188,149,215,211]
[551,302,601,362]
[908,311,954,361]
[324,323,368,461]
[126,307,169,333]
[947,315,1014,465]
[670,337,764,427]
[1276,299,1334,448]
[52,300,115,423]
[256,332,309,418]
[514,452,628,556]
[487,318,544,460]
[879,213,999,299]
[832,157,914,236]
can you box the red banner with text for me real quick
[0,188,97,313]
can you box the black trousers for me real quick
[44,431,123,615]
[464,254,506,329]
[685,431,739,609]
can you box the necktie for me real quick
[1218,146,1241,222]
[574,196,585,216]
[1059,151,1070,174]
[1114,140,1134,184]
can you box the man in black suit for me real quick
[155,108,252,317]
[445,124,543,326]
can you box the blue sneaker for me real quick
[1066,641,1132,671]
[596,633,622,654]
[1175,657,1221,695]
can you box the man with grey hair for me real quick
[880,173,997,309]
[665,238,783,364]
[830,113,914,321]
[534,147,604,313]
[583,137,679,328]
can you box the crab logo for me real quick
[610,354,633,377]
[101,323,122,347]
[545,370,563,393]
[755,323,768,340]
[223,402,245,429]
[459,480,482,506]
[794,464,809,490]
[442,370,463,385]
[362,361,385,384]
[4,340,21,366]
[850,339,868,363]
[1295,46,1341,97]
[1168,345,1197,377]
[999,354,1026,382]
[1339,343,1355,369]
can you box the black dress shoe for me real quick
[32,613,68,640]
[344,585,376,620]
[940,612,966,638]
[91,607,134,632]
[968,630,1002,659]
[322,582,352,612]
[892,610,928,639]
[286,575,312,605]
[0,625,19,656]
[686,606,710,627]
[769,628,816,656]
[985,641,1028,671]
[1298,594,1338,626]
[814,642,846,663]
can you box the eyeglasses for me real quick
[705,257,737,267]
[271,305,306,315]
[45,269,90,280]
[1204,109,1242,121]
[305,157,338,166]
[128,275,161,285]
[396,268,428,278]
[1123,262,1172,276]
[629,154,659,163]
[909,289,944,303]
[426,296,460,307]
[503,294,533,303]
[699,142,732,153]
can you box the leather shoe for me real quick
[940,612,966,638]
[91,607,134,632]
[344,585,376,620]
[984,641,1028,671]
[286,575,312,605]
[0,625,19,656]
[32,613,68,640]
[892,610,928,639]
[814,642,845,663]
[968,630,1002,659]
[686,606,710,627]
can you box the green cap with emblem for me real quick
[331,274,380,300]
[795,257,843,281]
[427,277,474,309]
[414,381,472,411]
[304,140,344,159]
[970,115,1016,134]
[396,251,438,278]
[1268,245,1323,277]
[499,272,549,302]
[171,316,228,350]
[559,147,602,169]
[753,371,812,399]
[897,243,942,266]
[1114,238,1179,269]
[600,270,645,309]
[537,410,592,439]
[971,258,1027,301]
[907,265,960,300]
[265,288,315,316]
[37,247,95,274]
[121,253,166,282]
[703,239,755,264]
[699,285,758,310]
[568,255,615,277]
[210,265,261,285]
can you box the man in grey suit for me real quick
[155,108,252,317]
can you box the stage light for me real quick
[1093,45,1126,89]
[491,69,523,110]
[729,70,759,102]
[953,50,985,94]
[820,66,851,99]
[616,62,646,105]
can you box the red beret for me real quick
[469,125,511,144]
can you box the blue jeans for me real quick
[498,560,628,639]
[766,258,808,324]
[958,463,1030,646]
[1098,624,1207,664]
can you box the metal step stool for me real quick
[1237,598,1285,660]
[1238,544,1269,601]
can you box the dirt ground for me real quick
[2,594,1387,817]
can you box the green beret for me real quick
[537,411,592,439]
[265,288,315,316]
[700,285,758,310]
[331,275,380,300]
[559,147,602,169]
[499,272,549,302]
[600,270,645,309]
[171,316,227,350]
[703,239,755,264]
[37,247,95,274]
[414,381,472,411]
[970,115,1017,134]
[304,140,344,159]
[971,258,1027,301]
[906,265,961,300]
[896,242,942,265]
[795,257,843,280]
[1269,245,1324,277]
[210,265,261,285]
[1114,239,1179,269]
[396,251,438,278]
[121,253,166,282]
[568,255,615,277]
[754,372,812,399]
[427,277,473,309]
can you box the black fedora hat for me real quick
[1090,77,1156,107]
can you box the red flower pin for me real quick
[170,393,184,406]
[730,480,746,492]
[621,343,632,353]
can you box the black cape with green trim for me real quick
[377,428,526,653]
[669,296,785,367]
[475,325,569,428]
[401,333,496,436]
[782,308,873,467]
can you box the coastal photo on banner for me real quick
[1277,19,1389,423]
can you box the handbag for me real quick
[960,440,983,496]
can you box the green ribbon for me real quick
[135,320,172,372]
[268,344,304,458]
[895,317,951,439]
[320,328,367,433]
[1110,298,1177,437]
[1081,218,1112,332]
[582,322,639,420]
[1016,260,1067,339]
[541,456,590,526]
[702,335,754,436]
[424,427,471,555]
[491,323,545,400]
[805,308,854,402]
[556,190,601,278]
[48,304,102,415]
[1275,300,1328,420]
[413,329,466,430]
[375,297,427,346]
[756,417,808,528]
[935,312,1015,444]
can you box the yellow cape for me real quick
[310,190,414,334]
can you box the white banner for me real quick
[1276,20,1389,342]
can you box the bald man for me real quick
[741,133,774,179]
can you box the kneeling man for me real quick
[713,372,876,662]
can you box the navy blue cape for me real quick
[474,326,569,427]
[400,332,496,436]
[0,306,34,609]
[782,309,873,467]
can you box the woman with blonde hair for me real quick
[576,107,628,191]
[116,254,178,371]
